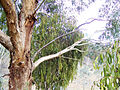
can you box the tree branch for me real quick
[33,0,46,15]
[33,38,88,70]
[73,48,86,53]
[0,30,13,51]
[32,19,103,61]
[0,74,10,78]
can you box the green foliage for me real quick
[93,40,120,89]
[31,12,87,89]
[0,5,8,34]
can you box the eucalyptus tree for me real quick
[0,0,90,90]
[93,41,120,89]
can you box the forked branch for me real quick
[33,38,88,70]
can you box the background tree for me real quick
[92,1,120,89]
[99,0,120,41]
[87,40,110,60]
[99,9,120,41]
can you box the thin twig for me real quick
[73,48,86,52]
[61,56,80,61]
[33,0,46,15]
[31,19,105,61]
[74,42,90,46]
[0,74,10,78]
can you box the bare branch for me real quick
[32,19,103,61]
[0,30,13,51]
[33,38,88,70]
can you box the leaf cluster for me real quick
[93,41,120,89]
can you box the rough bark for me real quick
[9,52,33,90]
[0,0,37,89]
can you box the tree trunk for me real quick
[8,16,35,89]
[9,51,32,90]
[0,0,37,89]
[8,15,36,90]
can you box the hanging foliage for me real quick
[31,12,87,89]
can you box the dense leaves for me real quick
[32,0,88,89]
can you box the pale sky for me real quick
[76,0,107,39]
[62,0,108,40]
